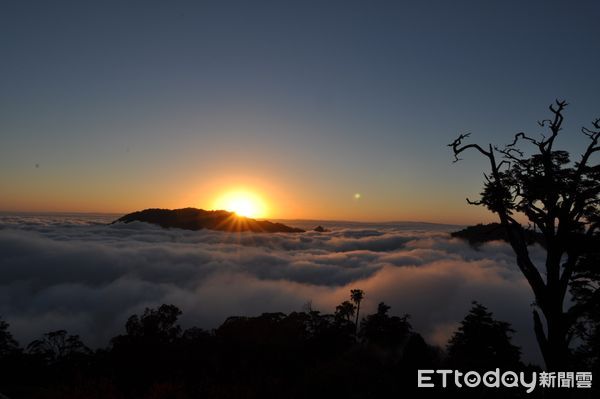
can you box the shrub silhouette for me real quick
[27,330,91,364]
[0,318,19,357]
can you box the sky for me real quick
[1,0,599,223]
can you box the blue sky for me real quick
[1,0,599,222]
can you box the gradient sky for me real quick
[1,0,599,223]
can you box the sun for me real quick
[213,190,267,218]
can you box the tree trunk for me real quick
[355,302,361,337]
[534,293,570,370]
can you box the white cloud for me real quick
[0,215,544,363]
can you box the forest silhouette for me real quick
[1,290,591,399]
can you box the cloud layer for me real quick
[0,215,545,363]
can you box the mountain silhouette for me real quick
[452,223,544,246]
[113,208,305,233]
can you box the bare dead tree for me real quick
[449,100,600,370]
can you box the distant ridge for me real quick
[113,208,305,233]
[451,223,544,246]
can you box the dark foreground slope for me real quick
[0,300,548,399]
[113,208,305,233]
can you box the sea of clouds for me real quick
[0,214,546,363]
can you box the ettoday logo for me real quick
[418,369,593,393]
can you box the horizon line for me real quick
[0,209,467,227]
